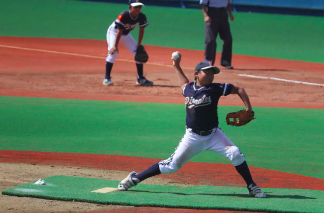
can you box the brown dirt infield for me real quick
[1,36,324,212]
[1,36,324,108]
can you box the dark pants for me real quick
[205,7,233,66]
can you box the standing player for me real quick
[103,0,153,86]
[200,0,235,69]
[117,52,266,198]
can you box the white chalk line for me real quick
[0,44,193,70]
[239,74,324,87]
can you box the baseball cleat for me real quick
[103,78,113,86]
[248,183,266,198]
[136,76,153,86]
[118,171,139,191]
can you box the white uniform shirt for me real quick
[200,0,232,8]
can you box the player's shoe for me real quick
[220,61,234,69]
[118,171,140,191]
[136,76,153,86]
[103,78,113,86]
[221,65,234,69]
[248,183,266,198]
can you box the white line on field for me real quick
[0,44,192,70]
[239,74,324,87]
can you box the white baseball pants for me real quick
[159,127,245,174]
[106,24,142,64]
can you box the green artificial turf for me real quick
[0,0,323,62]
[0,96,324,179]
[2,175,324,212]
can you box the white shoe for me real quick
[103,78,113,86]
[248,183,266,198]
[118,171,139,191]
[136,76,153,86]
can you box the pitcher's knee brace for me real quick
[226,146,245,166]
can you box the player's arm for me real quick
[138,13,149,46]
[201,4,211,23]
[109,29,123,55]
[137,27,144,46]
[171,54,189,91]
[231,86,253,112]
[227,1,235,21]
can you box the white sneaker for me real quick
[103,78,113,86]
[118,171,139,191]
[248,183,266,198]
[136,76,153,86]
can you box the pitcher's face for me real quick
[196,69,214,85]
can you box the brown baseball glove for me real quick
[135,45,149,63]
[226,110,255,126]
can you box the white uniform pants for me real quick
[106,23,142,64]
[159,127,245,174]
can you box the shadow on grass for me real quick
[130,190,316,199]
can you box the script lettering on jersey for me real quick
[123,23,139,30]
[185,95,212,109]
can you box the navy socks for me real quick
[136,63,144,78]
[133,162,161,182]
[235,161,254,186]
[105,62,113,79]
[132,161,253,186]
[106,62,143,79]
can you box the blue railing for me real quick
[158,0,324,10]
[233,0,324,10]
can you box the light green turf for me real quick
[0,0,324,63]
[0,96,324,179]
[2,175,324,212]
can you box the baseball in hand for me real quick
[172,51,180,59]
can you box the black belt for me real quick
[208,7,226,11]
[190,128,214,136]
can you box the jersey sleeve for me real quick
[212,83,234,97]
[199,0,209,5]
[114,11,127,30]
[139,13,149,28]
[182,82,191,97]
[221,83,234,96]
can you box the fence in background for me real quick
[165,0,324,10]
[95,0,324,15]
[233,0,324,10]
[146,0,324,16]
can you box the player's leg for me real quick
[120,34,153,86]
[207,128,266,198]
[104,25,118,85]
[158,132,205,174]
[118,129,205,191]
[204,9,220,65]
[219,10,233,69]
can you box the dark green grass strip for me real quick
[2,175,324,212]
[0,0,324,62]
[1,96,324,179]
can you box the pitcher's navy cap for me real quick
[129,0,144,6]
[195,62,220,74]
